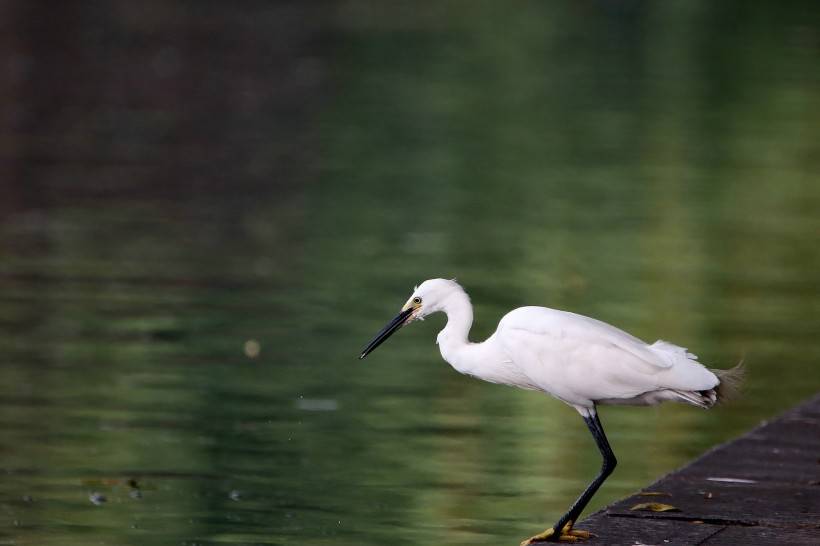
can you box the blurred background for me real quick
[1,1,819,545]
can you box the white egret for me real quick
[360,278,743,544]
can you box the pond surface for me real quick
[1,2,819,545]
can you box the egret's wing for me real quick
[495,307,717,404]
[498,306,677,370]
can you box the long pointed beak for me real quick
[359,307,414,359]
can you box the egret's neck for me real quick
[435,290,474,370]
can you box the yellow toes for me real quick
[557,534,583,542]
[520,528,555,546]
[560,524,592,539]
[521,524,594,545]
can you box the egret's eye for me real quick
[412,296,422,305]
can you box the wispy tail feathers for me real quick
[673,361,745,409]
[712,361,746,404]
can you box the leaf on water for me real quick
[638,491,670,497]
[629,502,680,512]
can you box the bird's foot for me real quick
[520,522,593,544]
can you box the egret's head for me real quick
[359,278,464,359]
[404,278,464,317]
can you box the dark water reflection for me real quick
[1,2,819,545]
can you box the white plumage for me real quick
[360,277,741,544]
[404,278,725,416]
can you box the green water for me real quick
[1,2,820,545]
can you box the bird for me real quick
[359,278,743,544]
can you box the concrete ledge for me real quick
[579,393,820,545]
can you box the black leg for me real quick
[547,409,617,540]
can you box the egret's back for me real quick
[495,306,727,409]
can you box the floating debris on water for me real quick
[89,492,107,505]
[128,479,143,499]
[244,339,261,359]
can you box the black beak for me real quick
[359,307,414,359]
